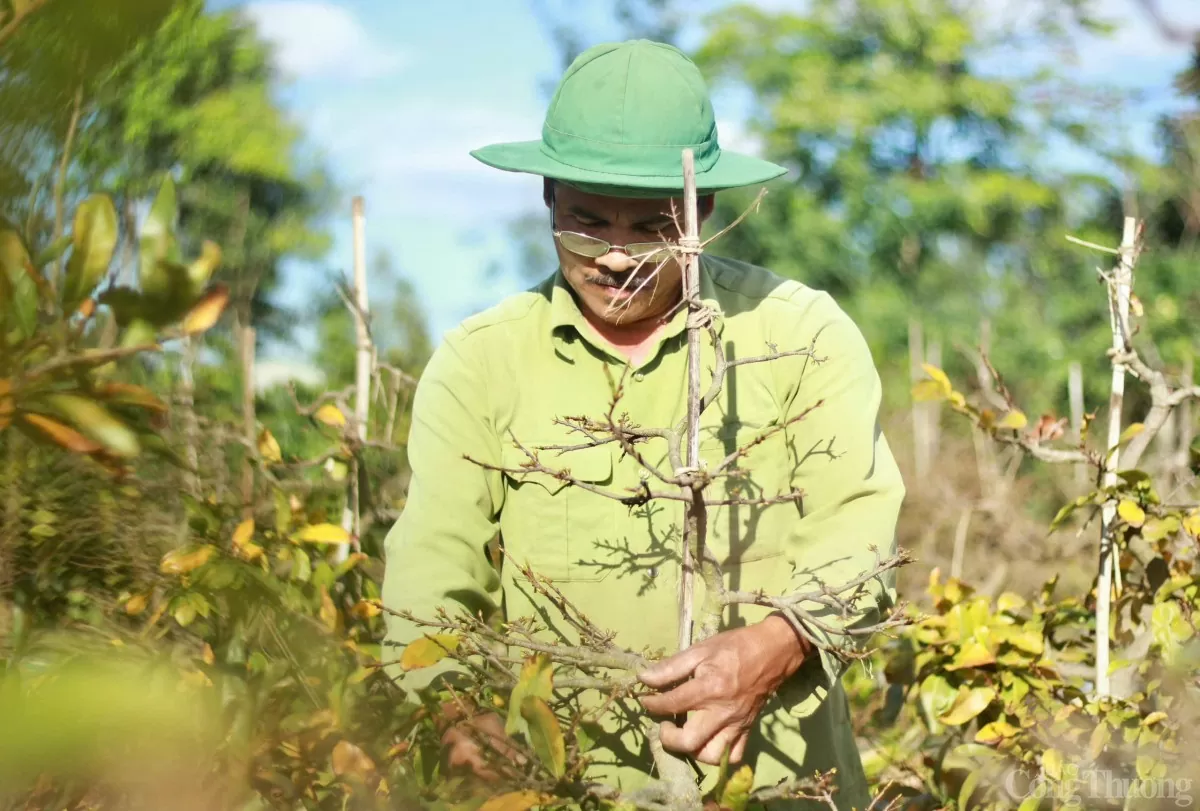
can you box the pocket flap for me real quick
[500,441,612,494]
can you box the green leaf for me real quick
[958,769,981,810]
[399,634,460,671]
[520,696,565,778]
[63,194,117,313]
[42,394,140,458]
[506,654,554,736]
[0,229,38,339]
[576,720,603,754]
[33,235,72,268]
[918,674,957,729]
[1119,423,1145,444]
[938,686,996,726]
[139,176,178,295]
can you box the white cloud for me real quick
[243,1,405,80]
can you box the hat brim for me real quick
[470,140,788,197]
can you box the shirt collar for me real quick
[549,256,726,365]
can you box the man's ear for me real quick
[543,177,555,208]
[698,193,716,223]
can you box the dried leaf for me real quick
[521,696,566,777]
[331,740,375,779]
[292,523,351,545]
[181,284,229,335]
[1031,414,1067,442]
[92,382,168,413]
[399,634,460,671]
[20,413,102,454]
[315,404,346,427]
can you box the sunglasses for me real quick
[552,229,676,264]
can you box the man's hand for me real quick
[439,705,521,782]
[637,615,810,765]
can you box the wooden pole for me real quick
[1096,216,1137,698]
[336,196,371,564]
[678,150,702,653]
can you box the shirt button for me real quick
[633,372,645,382]
[648,566,658,578]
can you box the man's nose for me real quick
[594,250,638,273]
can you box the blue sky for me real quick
[229,0,1200,379]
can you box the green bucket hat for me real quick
[470,39,787,198]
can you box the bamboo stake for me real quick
[677,149,702,653]
[1096,216,1137,698]
[336,196,371,564]
[1069,361,1085,489]
[240,324,256,518]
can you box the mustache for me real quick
[588,273,654,288]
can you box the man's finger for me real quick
[658,711,724,755]
[695,725,742,766]
[730,731,748,764]
[639,675,711,715]
[639,644,708,688]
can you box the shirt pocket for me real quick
[699,419,786,565]
[498,442,613,582]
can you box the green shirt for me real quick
[382,255,905,806]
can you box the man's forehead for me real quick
[554,183,680,219]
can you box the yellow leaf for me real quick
[257,427,282,463]
[922,363,952,394]
[946,638,996,670]
[201,643,214,666]
[1181,510,1200,538]
[948,390,966,408]
[998,410,1028,430]
[124,594,147,615]
[1088,722,1111,759]
[1119,423,1145,444]
[506,653,555,735]
[1043,747,1064,780]
[912,379,948,402]
[181,283,229,335]
[331,740,375,779]
[997,592,1027,614]
[351,599,381,619]
[160,545,215,575]
[292,523,351,545]
[1143,711,1168,727]
[314,404,346,427]
[400,634,460,671]
[1117,499,1146,528]
[319,586,338,632]
[938,686,996,726]
[974,719,1019,745]
[232,519,254,548]
[479,792,553,811]
[718,765,755,811]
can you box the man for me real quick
[382,39,905,809]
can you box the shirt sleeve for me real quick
[771,291,906,697]
[381,327,505,699]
